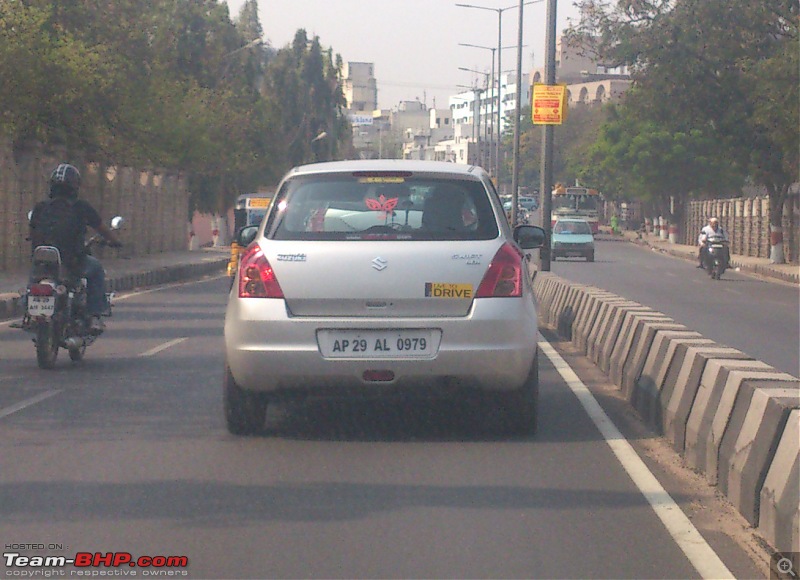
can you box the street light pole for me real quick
[459,67,492,170]
[456,1,542,194]
[457,85,484,166]
[511,0,525,227]
[539,0,558,271]
[459,50,494,174]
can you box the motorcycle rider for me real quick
[697,216,728,268]
[29,163,122,334]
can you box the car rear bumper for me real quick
[225,297,538,396]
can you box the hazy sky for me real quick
[223,0,583,110]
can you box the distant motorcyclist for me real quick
[697,217,728,268]
[29,163,121,334]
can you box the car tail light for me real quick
[475,243,524,298]
[238,245,284,298]
[29,283,55,296]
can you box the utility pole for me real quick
[510,1,525,226]
[538,0,557,270]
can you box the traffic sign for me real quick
[532,84,567,125]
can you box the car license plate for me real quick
[28,296,55,317]
[317,329,438,359]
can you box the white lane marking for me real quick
[0,389,62,419]
[114,274,226,301]
[538,340,733,580]
[139,337,188,358]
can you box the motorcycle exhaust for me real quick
[64,336,84,351]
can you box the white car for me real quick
[224,160,546,436]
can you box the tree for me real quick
[571,0,799,261]
[581,102,743,222]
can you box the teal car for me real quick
[551,218,595,262]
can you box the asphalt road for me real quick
[0,275,766,578]
[551,238,800,378]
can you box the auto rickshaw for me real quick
[227,192,273,280]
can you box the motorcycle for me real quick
[14,216,124,369]
[703,232,730,280]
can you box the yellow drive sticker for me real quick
[425,283,473,298]
[358,177,406,183]
[246,197,271,208]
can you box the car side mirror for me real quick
[238,225,259,247]
[110,216,125,230]
[514,225,546,249]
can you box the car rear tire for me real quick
[587,252,595,262]
[224,363,268,435]
[497,353,539,437]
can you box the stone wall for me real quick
[684,197,799,263]
[0,140,189,271]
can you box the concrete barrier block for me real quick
[557,285,587,340]
[536,277,555,326]
[597,304,652,374]
[621,321,688,403]
[634,334,713,429]
[608,311,672,387]
[662,346,752,453]
[532,271,553,294]
[542,279,567,328]
[589,300,643,367]
[759,409,800,557]
[571,289,606,343]
[585,297,631,363]
[704,370,797,486]
[718,382,800,525]
[567,287,597,341]
[550,281,570,328]
[684,359,771,473]
[573,291,615,354]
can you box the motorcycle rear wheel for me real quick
[35,321,59,369]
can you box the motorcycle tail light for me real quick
[475,243,524,298]
[29,283,55,296]
[238,244,284,299]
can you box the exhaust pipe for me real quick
[64,337,84,351]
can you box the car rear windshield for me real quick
[554,221,592,235]
[265,174,500,241]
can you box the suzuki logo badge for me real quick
[372,257,388,271]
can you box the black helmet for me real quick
[49,163,81,198]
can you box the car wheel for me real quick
[497,353,539,437]
[224,363,268,436]
[587,252,595,262]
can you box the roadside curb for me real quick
[533,272,800,564]
[624,233,800,285]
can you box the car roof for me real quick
[285,159,487,178]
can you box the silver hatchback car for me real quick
[224,160,546,436]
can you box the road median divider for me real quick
[533,271,800,565]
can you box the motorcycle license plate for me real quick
[28,296,55,317]
[711,244,724,248]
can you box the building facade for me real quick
[342,62,378,112]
